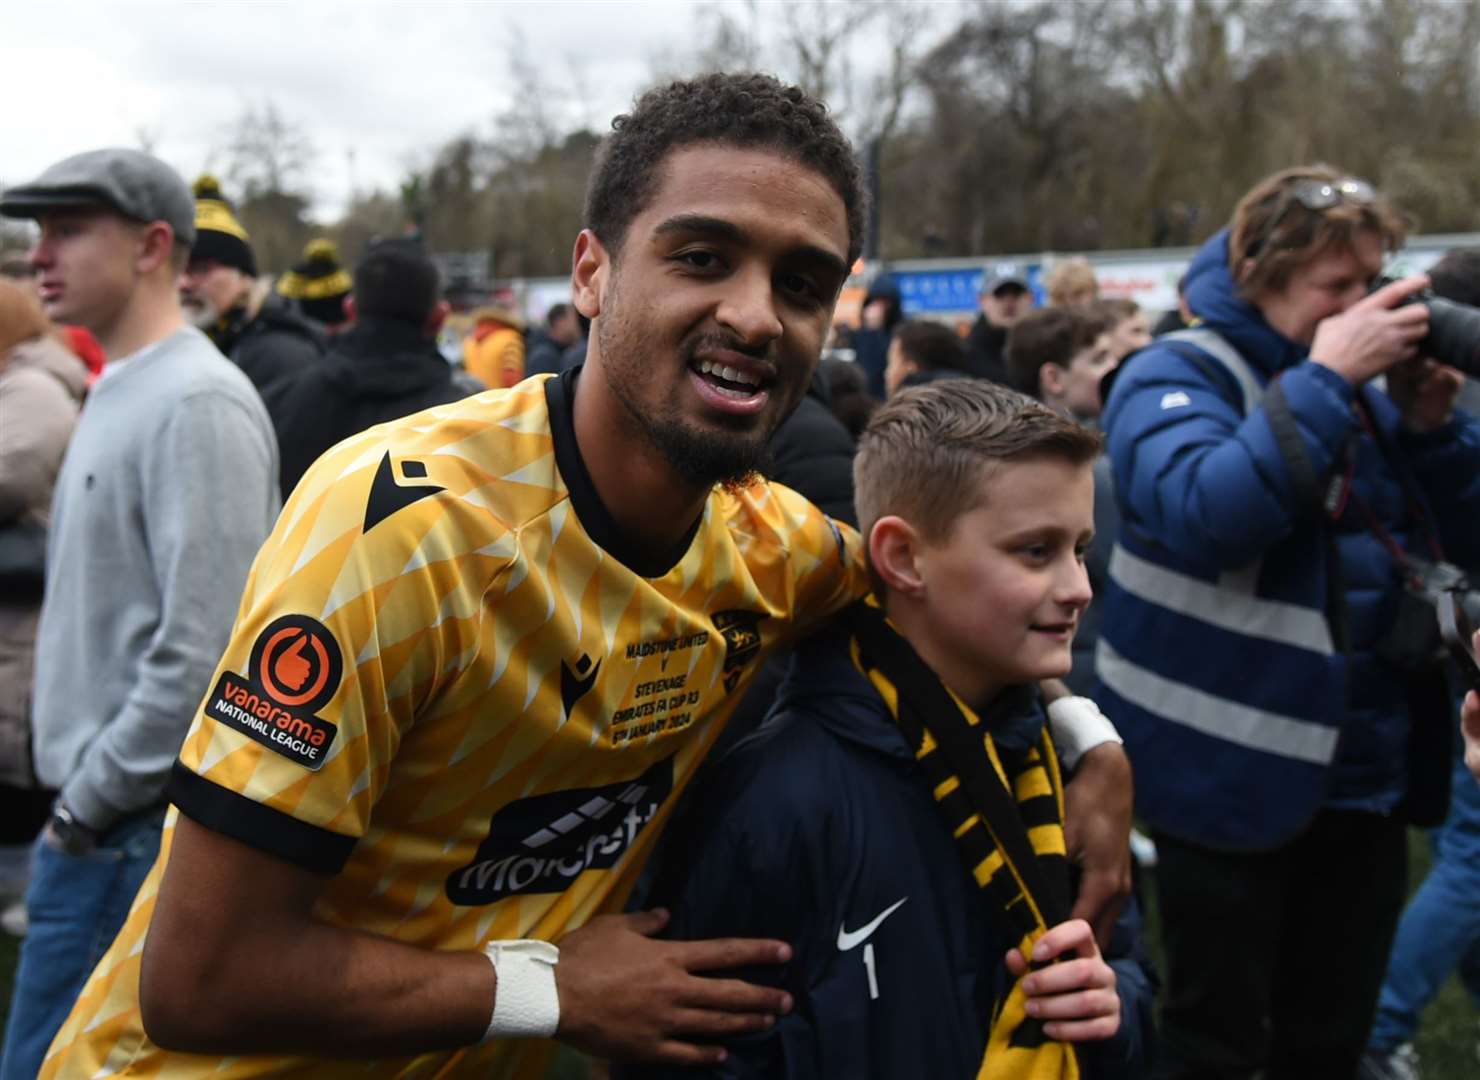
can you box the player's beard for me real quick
[595,306,783,492]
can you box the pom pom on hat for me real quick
[304,237,339,263]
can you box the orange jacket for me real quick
[463,323,525,388]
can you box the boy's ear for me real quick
[571,229,608,320]
[868,515,926,597]
[1039,362,1068,400]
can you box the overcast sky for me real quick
[2,0,759,220]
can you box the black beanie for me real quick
[190,175,257,277]
[276,238,352,325]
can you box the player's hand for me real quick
[1309,275,1430,386]
[1005,919,1119,1042]
[554,909,792,1066]
[1386,356,1463,433]
[1462,639,1480,782]
[1064,742,1133,949]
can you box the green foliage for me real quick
[881,0,1480,257]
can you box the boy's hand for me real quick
[1005,919,1119,1043]
[1064,743,1133,948]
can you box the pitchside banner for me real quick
[891,247,1450,321]
[893,259,1182,317]
[503,241,1460,329]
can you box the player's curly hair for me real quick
[584,72,867,264]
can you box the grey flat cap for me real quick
[0,148,195,245]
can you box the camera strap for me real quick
[1338,393,1448,588]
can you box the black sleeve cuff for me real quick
[167,760,357,874]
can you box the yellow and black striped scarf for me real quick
[846,599,1079,1080]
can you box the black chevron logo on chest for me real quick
[363,452,446,533]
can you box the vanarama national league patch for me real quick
[203,614,344,769]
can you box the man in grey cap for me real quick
[0,149,281,1080]
[965,261,1037,385]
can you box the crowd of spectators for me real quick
[2,74,1480,1080]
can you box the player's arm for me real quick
[141,816,793,1063]
[140,815,492,1056]
[1039,679,1134,949]
[1463,632,1480,782]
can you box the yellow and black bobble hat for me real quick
[190,174,256,276]
[277,238,353,324]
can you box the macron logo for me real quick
[1160,391,1192,410]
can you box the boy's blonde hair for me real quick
[1044,256,1099,307]
[854,380,1101,560]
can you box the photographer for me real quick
[1092,165,1480,1079]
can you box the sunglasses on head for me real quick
[1248,176,1378,257]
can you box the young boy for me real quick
[632,380,1134,1078]
[1005,307,1120,695]
[1005,307,1118,423]
[883,318,974,395]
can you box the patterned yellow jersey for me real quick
[45,370,866,1079]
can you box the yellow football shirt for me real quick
[44,371,865,1079]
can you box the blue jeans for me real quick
[1369,758,1480,1052]
[0,808,164,1080]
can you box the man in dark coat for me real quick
[764,367,857,527]
[265,239,468,499]
[965,263,1034,385]
[179,176,323,397]
[850,275,902,400]
[525,302,581,378]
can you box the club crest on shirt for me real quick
[203,614,344,770]
[713,609,765,693]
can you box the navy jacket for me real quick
[766,371,857,528]
[626,631,1153,1080]
[263,317,467,499]
[1095,230,1480,849]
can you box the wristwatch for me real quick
[48,802,99,856]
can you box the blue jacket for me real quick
[624,630,1154,1080]
[1095,229,1480,851]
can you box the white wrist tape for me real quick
[1047,696,1122,771]
[481,939,561,1042]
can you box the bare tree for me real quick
[222,100,315,200]
[338,0,1480,273]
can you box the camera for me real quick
[1372,274,1480,374]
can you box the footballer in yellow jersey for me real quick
[43,368,865,1078]
[42,74,1131,1080]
